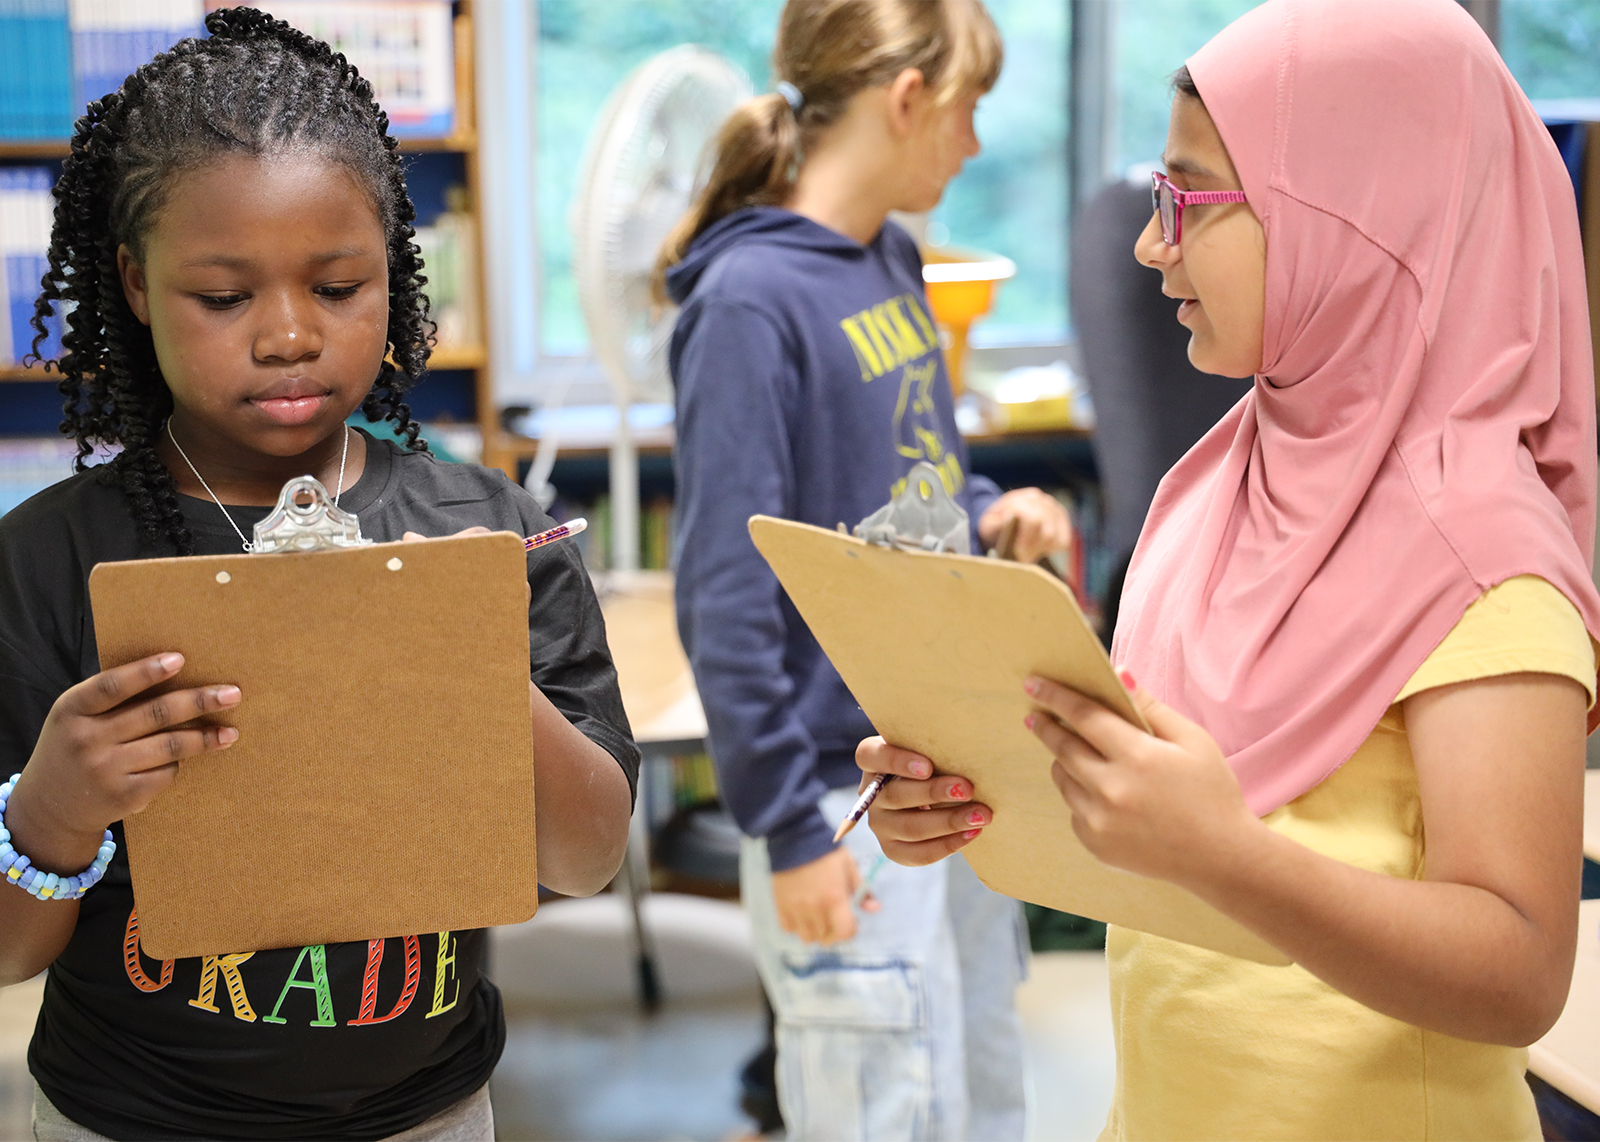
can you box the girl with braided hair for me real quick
[0,9,637,1139]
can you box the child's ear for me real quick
[116,244,152,326]
[885,67,928,139]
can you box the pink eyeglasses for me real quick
[1151,171,1247,245]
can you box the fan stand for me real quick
[610,395,640,573]
[609,396,651,1005]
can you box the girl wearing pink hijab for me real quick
[856,0,1599,1136]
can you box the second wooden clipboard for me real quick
[90,532,539,961]
[749,515,1288,966]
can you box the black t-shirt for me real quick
[0,432,638,1141]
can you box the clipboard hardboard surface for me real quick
[750,516,1288,965]
[89,532,538,960]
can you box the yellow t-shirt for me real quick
[1101,575,1596,1142]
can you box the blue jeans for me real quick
[742,788,1029,1142]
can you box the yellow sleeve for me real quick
[1396,574,1597,708]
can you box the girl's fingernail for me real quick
[967,810,985,825]
[910,760,932,778]
[218,726,239,745]
[1119,670,1138,691]
[962,829,981,840]
[160,653,183,672]
[1024,713,1036,731]
[217,686,241,705]
[949,783,969,800]
[1023,678,1040,695]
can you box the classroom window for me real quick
[534,0,1071,357]
[936,0,1070,346]
[1111,0,1262,174]
[536,0,785,356]
[1500,0,1600,100]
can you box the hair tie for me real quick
[776,81,805,115]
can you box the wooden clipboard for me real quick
[750,516,1288,965]
[89,532,538,960]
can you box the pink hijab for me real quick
[1112,0,1600,815]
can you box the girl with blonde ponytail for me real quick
[664,2,1071,1138]
[655,0,1005,298]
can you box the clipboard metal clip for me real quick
[250,476,375,555]
[853,461,971,555]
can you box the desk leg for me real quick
[622,756,662,1011]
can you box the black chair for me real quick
[1070,177,1253,644]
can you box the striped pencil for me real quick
[524,518,588,551]
[833,772,896,842]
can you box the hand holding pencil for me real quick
[833,772,895,842]
[846,737,992,866]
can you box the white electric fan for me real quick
[566,45,753,570]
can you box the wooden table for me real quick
[594,570,707,747]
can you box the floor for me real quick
[0,893,1115,1141]
[1017,950,1117,1140]
[0,975,41,1142]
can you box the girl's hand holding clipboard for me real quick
[857,671,1255,889]
[9,653,241,873]
[1023,672,1256,891]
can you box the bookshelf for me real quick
[0,142,69,159]
[0,364,53,382]
[0,0,495,480]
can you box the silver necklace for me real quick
[166,421,350,553]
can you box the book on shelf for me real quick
[0,0,203,142]
[0,0,75,140]
[579,494,610,570]
[555,493,675,573]
[670,753,719,809]
[207,0,456,138]
[0,1,454,146]
[70,0,203,120]
[413,186,482,352]
[0,166,60,365]
[640,495,672,573]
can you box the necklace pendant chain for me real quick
[167,422,351,554]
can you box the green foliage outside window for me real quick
[933,0,1070,343]
[1113,0,1600,176]
[1501,0,1600,100]
[537,0,784,355]
[532,0,1600,356]
[1113,0,1261,174]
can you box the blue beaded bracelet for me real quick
[0,773,114,901]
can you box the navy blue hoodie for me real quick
[668,207,1000,872]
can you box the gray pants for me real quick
[32,1082,494,1141]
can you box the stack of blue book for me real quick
[0,1,74,140]
[0,0,204,141]
[72,0,204,119]
[2,3,455,144]
[0,167,62,365]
